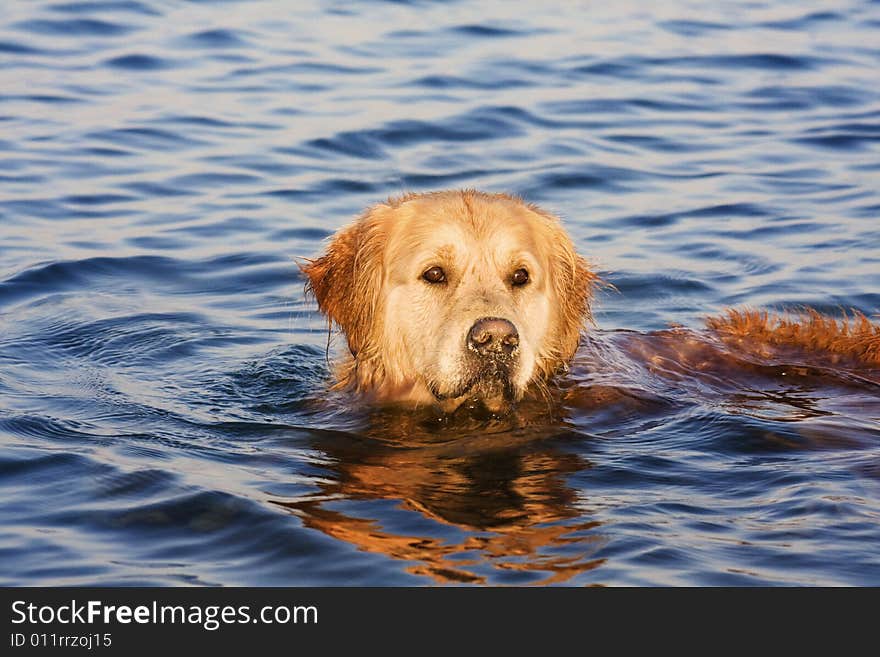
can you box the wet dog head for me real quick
[301,190,596,413]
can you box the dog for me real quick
[301,189,880,415]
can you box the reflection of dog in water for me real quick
[302,189,880,415]
[272,422,605,584]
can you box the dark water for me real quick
[2,0,880,586]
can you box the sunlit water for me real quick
[2,0,879,585]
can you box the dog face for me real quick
[302,190,595,413]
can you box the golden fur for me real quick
[302,189,878,413]
[707,308,880,366]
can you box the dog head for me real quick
[301,190,596,413]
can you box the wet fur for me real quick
[707,308,880,367]
[302,189,879,411]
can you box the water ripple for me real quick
[104,53,178,70]
[13,17,136,37]
[49,1,161,17]
[179,28,251,49]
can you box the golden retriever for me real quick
[302,189,879,414]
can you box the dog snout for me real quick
[467,317,519,358]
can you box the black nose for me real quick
[467,317,519,358]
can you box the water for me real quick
[1,0,879,586]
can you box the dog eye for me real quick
[422,266,446,284]
[511,268,529,286]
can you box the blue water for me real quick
[2,0,879,586]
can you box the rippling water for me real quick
[2,0,879,586]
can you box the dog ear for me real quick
[300,209,385,357]
[552,237,597,354]
[531,209,597,362]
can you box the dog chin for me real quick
[430,374,519,415]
